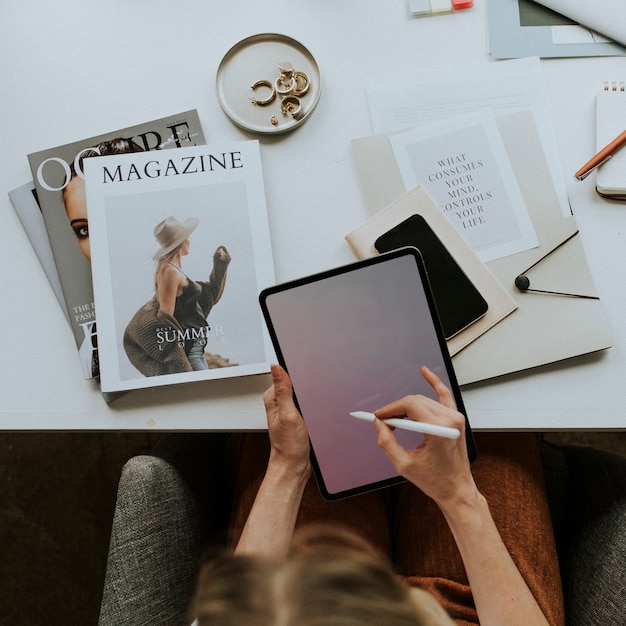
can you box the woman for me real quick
[123,216,231,377]
[61,138,144,378]
[191,365,564,626]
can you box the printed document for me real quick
[390,112,538,262]
[366,57,570,217]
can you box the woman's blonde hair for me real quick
[153,244,184,295]
[191,524,453,626]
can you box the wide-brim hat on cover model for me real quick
[153,216,199,259]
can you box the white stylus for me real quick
[349,411,461,440]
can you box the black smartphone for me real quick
[374,214,488,339]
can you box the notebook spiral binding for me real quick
[603,81,625,92]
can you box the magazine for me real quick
[8,182,125,404]
[8,181,68,319]
[84,140,276,393]
[27,110,205,380]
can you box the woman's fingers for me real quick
[420,366,456,410]
[374,418,413,473]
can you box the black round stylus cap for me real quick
[515,275,530,291]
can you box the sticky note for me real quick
[408,0,432,16]
[430,0,453,13]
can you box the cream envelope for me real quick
[350,111,612,385]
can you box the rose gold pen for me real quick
[575,128,626,180]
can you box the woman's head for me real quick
[152,216,199,260]
[192,524,454,626]
[61,138,144,261]
[63,175,90,260]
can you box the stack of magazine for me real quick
[10,110,276,401]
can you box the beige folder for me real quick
[349,111,612,385]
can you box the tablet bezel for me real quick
[259,247,476,500]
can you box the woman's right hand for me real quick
[373,366,477,510]
[376,368,554,626]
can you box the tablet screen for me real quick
[260,248,473,500]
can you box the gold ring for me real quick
[250,79,276,106]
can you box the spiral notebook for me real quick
[596,81,626,198]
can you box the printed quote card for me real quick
[389,112,538,262]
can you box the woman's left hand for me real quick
[235,365,310,556]
[263,364,311,478]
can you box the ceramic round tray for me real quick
[216,33,322,135]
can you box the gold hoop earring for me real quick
[278,61,294,80]
[250,79,276,106]
[275,75,295,96]
[292,71,310,97]
[281,95,303,119]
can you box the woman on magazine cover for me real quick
[123,216,231,377]
[61,137,145,378]
[62,138,145,262]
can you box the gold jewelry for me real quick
[270,115,279,126]
[281,95,303,119]
[275,75,295,96]
[278,61,294,79]
[292,71,310,97]
[250,79,276,106]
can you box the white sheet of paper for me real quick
[366,57,570,217]
[389,112,539,262]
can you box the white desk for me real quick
[1,0,625,430]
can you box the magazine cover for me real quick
[84,140,276,393]
[27,110,205,380]
[9,181,67,318]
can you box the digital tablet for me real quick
[259,247,476,500]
